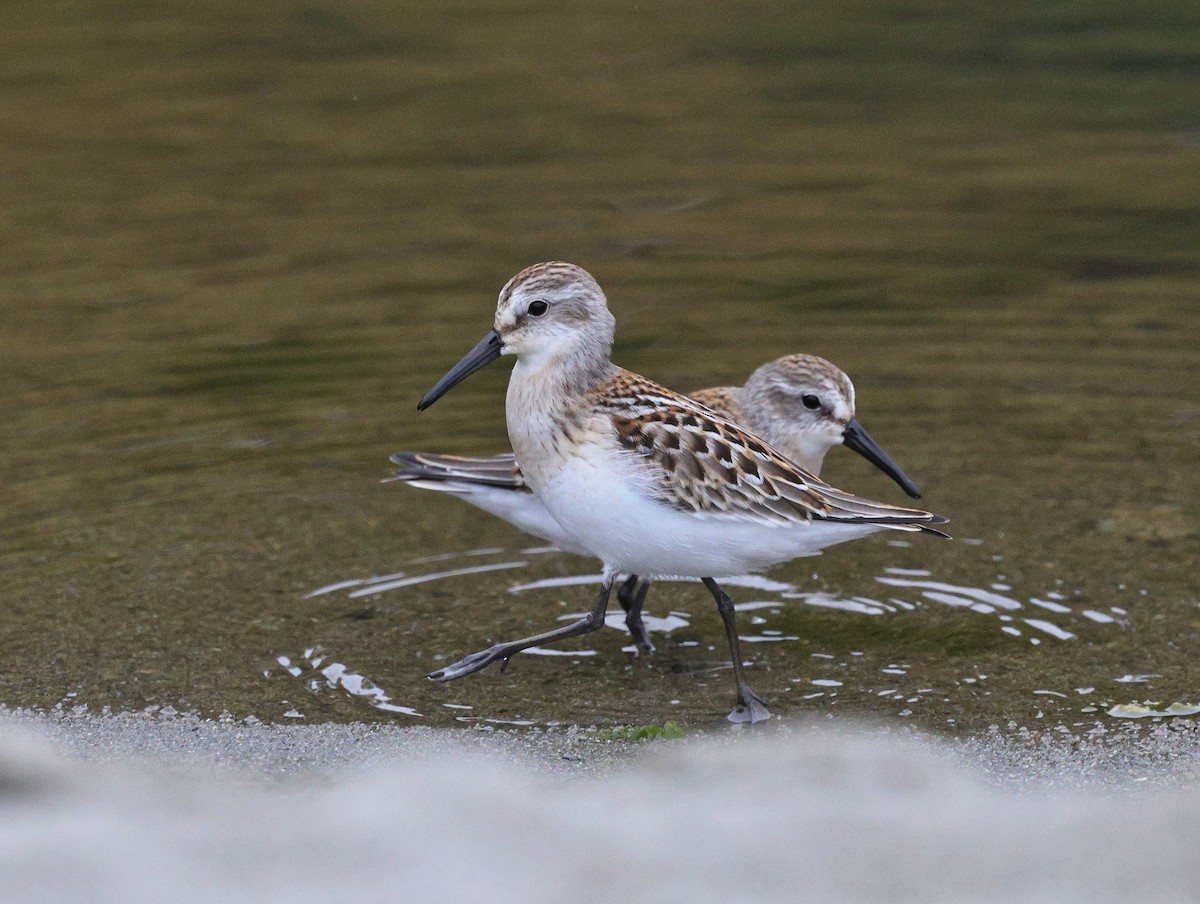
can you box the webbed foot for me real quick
[727,685,772,724]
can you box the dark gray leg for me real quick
[429,576,615,682]
[617,575,655,653]
[701,577,771,724]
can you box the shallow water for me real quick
[1,1,1198,736]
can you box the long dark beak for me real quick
[417,329,503,411]
[842,417,922,498]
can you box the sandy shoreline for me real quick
[2,708,1198,903]
[4,705,1198,785]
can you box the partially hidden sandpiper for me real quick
[392,353,923,653]
[416,262,948,722]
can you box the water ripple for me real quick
[272,647,422,718]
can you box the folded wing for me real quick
[596,371,949,533]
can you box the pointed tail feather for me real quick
[388,451,527,489]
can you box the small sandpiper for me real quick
[392,353,923,654]
[416,262,948,723]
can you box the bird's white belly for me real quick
[530,448,888,578]
[407,480,584,554]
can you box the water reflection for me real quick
[511,564,1099,643]
[310,542,1120,646]
[272,647,422,718]
[1108,703,1200,719]
[306,558,530,599]
[291,540,1157,724]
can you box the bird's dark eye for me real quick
[801,394,821,410]
[527,300,549,317]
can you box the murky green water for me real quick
[2,0,1197,734]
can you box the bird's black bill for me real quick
[842,417,922,498]
[417,329,503,411]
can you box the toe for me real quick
[728,688,772,724]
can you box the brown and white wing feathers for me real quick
[593,371,948,530]
[687,385,745,423]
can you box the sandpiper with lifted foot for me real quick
[416,262,948,723]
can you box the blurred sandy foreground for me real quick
[1,708,1199,904]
